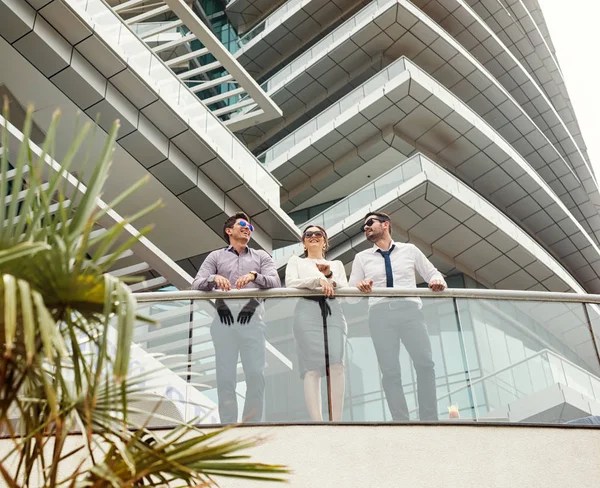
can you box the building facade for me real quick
[1,0,600,426]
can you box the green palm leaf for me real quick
[0,99,289,487]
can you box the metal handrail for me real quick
[133,287,600,304]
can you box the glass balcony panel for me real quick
[341,297,471,422]
[456,299,600,423]
[131,293,600,427]
[322,201,350,230]
[348,185,375,215]
[374,166,404,198]
[561,361,595,400]
[317,104,341,130]
[190,296,316,423]
[132,300,195,427]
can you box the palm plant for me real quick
[0,99,289,487]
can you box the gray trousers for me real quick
[210,319,266,423]
[369,301,438,421]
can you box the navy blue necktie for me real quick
[377,245,396,288]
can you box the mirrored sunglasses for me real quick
[238,220,254,232]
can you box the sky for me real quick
[539,0,600,177]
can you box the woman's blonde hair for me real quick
[302,224,329,258]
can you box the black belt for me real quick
[302,296,332,318]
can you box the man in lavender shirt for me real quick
[192,212,280,423]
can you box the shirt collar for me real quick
[227,245,250,255]
[371,241,396,253]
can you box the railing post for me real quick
[581,303,600,373]
[187,299,194,386]
[320,298,334,422]
[452,297,477,418]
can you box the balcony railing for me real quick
[130,288,600,426]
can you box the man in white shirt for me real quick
[349,212,446,421]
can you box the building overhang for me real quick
[225,0,287,35]
[1,111,194,290]
[245,0,600,248]
[0,0,301,250]
[235,0,367,78]
[266,59,600,292]
[279,153,583,293]
[407,0,596,210]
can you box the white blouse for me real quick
[285,255,349,289]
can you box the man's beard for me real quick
[366,229,380,242]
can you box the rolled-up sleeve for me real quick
[254,251,281,289]
[191,251,218,290]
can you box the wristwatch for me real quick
[324,271,333,279]
[249,271,258,281]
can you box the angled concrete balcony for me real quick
[465,0,592,171]
[0,0,300,250]
[235,0,369,79]
[241,0,600,245]
[407,0,594,208]
[275,152,585,294]
[265,59,600,292]
[106,0,282,130]
[1,107,193,291]
[225,0,288,35]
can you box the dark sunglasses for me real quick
[304,230,324,238]
[238,220,254,232]
[361,218,385,232]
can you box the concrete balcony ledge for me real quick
[263,57,600,292]
[464,0,591,168]
[236,0,369,79]
[0,0,300,249]
[407,0,595,203]
[242,0,600,248]
[4,424,597,487]
[225,0,288,35]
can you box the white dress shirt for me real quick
[349,241,446,306]
[285,255,349,289]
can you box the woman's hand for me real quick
[316,263,331,277]
[320,278,335,297]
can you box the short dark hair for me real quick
[363,211,392,236]
[223,212,250,243]
[302,224,329,258]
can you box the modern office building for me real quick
[2,0,600,467]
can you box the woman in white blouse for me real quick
[285,225,348,421]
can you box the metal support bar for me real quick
[114,0,151,13]
[132,287,600,303]
[140,19,184,40]
[212,98,256,116]
[202,87,245,105]
[190,74,234,93]
[179,60,222,79]
[152,32,197,53]
[125,4,171,24]
[166,48,210,66]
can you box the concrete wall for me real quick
[3,424,599,487]
[217,424,600,488]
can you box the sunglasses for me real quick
[361,218,385,232]
[238,220,254,232]
[304,230,324,238]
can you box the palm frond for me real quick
[0,101,289,487]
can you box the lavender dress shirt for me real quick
[192,246,281,320]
